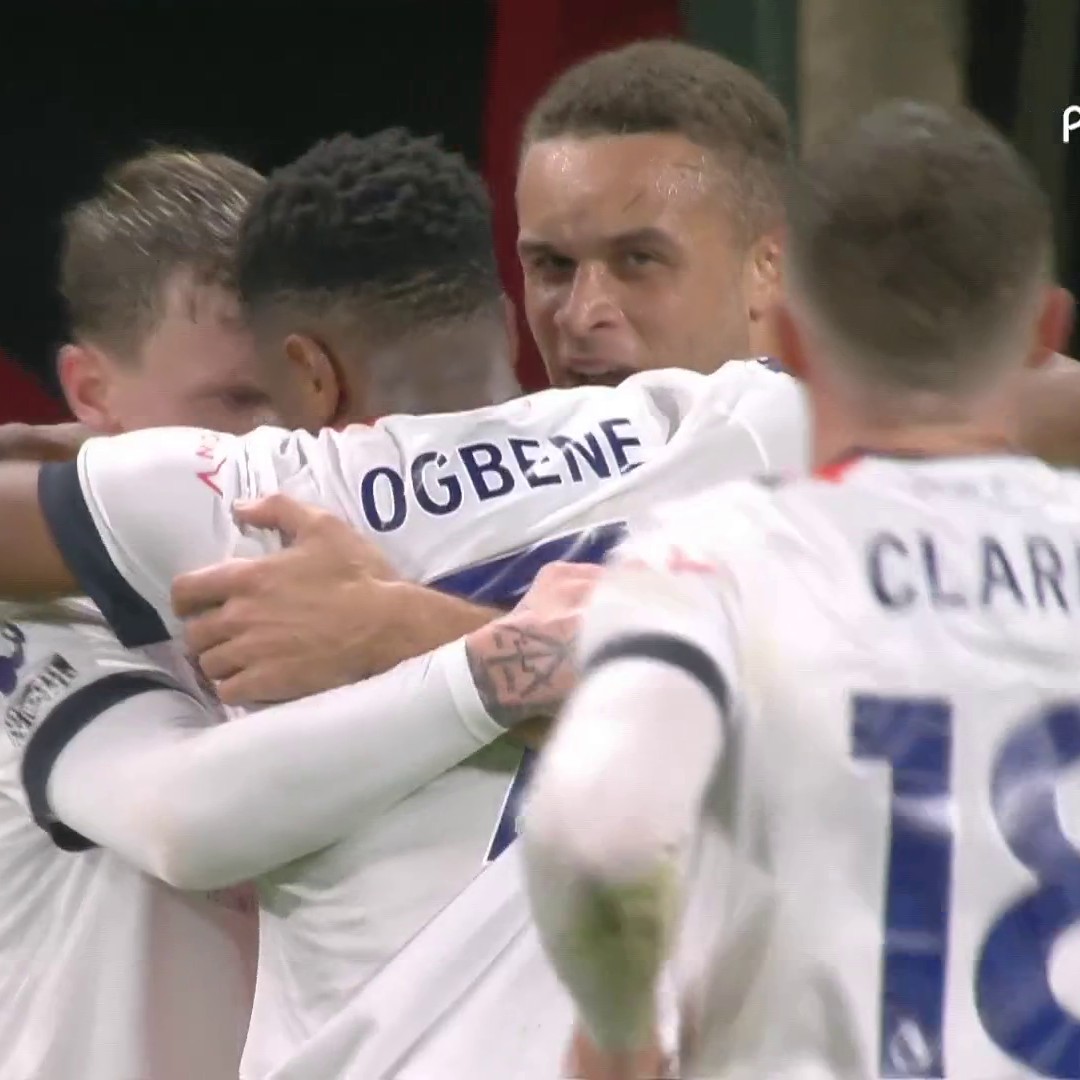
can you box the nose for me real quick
[554,262,622,340]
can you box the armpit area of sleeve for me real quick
[437,640,506,744]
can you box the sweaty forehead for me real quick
[517,133,717,242]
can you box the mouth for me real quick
[562,365,635,389]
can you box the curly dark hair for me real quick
[524,40,791,238]
[237,128,502,339]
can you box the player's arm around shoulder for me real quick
[35,426,282,646]
[577,489,754,681]
[0,421,89,463]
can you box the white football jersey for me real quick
[34,361,808,1074]
[578,452,1080,1079]
[0,599,256,1080]
[269,845,572,1080]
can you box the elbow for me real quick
[137,793,243,892]
[522,753,670,892]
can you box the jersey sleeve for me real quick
[38,427,285,647]
[521,500,744,1050]
[0,608,188,850]
[46,640,501,890]
[575,502,746,719]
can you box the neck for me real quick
[810,382,1021,469]
[367,323,517,416]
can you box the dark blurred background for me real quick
[0,0,1076,419]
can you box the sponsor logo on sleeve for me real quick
[4,654,78,747]
[195,431,226,497]
[0,623,27,697]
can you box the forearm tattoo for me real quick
[466,622,575,728]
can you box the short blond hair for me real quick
[60,148,265,357]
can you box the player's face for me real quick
[110,277,277,435]
[517,133,769,388]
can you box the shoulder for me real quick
[0,605,187,836]
[0,606,184,748]
[623,480,773,559]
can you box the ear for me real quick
[57,343,119,432]
[769,299,809,383]
[283,333,346,428]
[745,229,783,325]
[1030,286,1075,369]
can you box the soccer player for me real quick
[0,147,271,1080]
[523,101,1080,1079]
[514,38,1080,469]
[0,136,522,1080]
[0,364,805,1080]
[237,127,521,429]
[56,150,277,434]
[0,133,808,1080]
[180,40,1080,706]
[173,44,1080,1078]
[0,362,802,1077]
[517,40,787,387]
[169,40,799,703]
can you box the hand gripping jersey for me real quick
[570,453,1080,1079]
[30,361,807,1076]
[0,599,256,1080]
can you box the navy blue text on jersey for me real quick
[868,530,1080,611]
[4,653,77,748]
[358,418,644,533]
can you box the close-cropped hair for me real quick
[524,39,791,238]
[786,100,1052,393]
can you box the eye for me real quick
[528,252,576,277]
[622,249,660,270]
[217,386,272,413]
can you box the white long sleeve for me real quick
[47,640,502,890]
[522,656,723,1052]
[520,511,741,1054]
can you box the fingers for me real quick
[213,655,345,706]
[231,493,332,541]
[215,671,268,707]
[194,639,290,705]
[196,639,245,683]
[172,560,260,618]
[213,662,284,706]
[215,666,286,706]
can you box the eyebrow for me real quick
[608,227,675,249]
[517,226,675,255]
